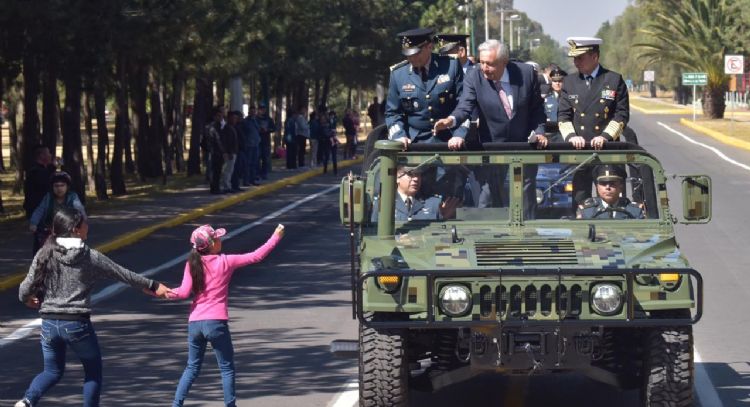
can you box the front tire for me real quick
[641,312,694,406]
[359,314,408,407]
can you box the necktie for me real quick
[405,197,413,218]
[498,82,512,118]
[585,75,593,87]
[419,67,427,82]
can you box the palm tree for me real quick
[635,0,738,119]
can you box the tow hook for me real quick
[522,342,543,374]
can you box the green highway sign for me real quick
[682,72,707,86]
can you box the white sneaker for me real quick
[15,399,31,407]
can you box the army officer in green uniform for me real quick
[385,28,468,151]
[577,165,644,219]
[557,37,630,208]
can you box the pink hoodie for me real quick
[169,234,281,321]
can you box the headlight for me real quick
[591,284,623,315]
[439,285,472,317]
[536,188,544,204]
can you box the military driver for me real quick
[577,165,644,219]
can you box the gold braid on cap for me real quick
[603,121,624,141]
[559,121,576,140]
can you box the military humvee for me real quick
[339,138,709,406]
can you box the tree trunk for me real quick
[216,78,226,108]
[61,75,86,204]
[321,73,331,110]
[82,92,96,195]
[9,89,23,193]
[702,84,727,119]
[314,78,320,110]
[187,73,212,176]
[129,64,150,179]
[22,53,41,172]
[274,77,284,150]
[347,87,352,108]
[111,55,128,195]
[0,80,5,172]
[93,83,109,200]
[147,70,165,178]
[42,67,60,155]
[170,73,185,172]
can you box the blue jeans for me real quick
[173,320,235,407]
[24,319,102,406]
[246,146,259,184]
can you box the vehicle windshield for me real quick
[527,162,658,220]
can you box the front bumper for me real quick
[356,268,702,329]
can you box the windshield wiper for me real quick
[544,153,599,195]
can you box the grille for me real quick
[475,239,578,266]
[479,283,584,319]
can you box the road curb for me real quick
[630,103,694,115]
[679,118,750,152]
[0,158,361,292]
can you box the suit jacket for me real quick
[385,54,467,143]
[450,61,545,143]
[557,65,629,141]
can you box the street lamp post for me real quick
[507,14,521,52]
[484,0,489,42]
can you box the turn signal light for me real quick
[659,273,680,283]
[377,276,401,293]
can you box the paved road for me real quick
[1,110,749,406]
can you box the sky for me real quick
[514,0,631,45]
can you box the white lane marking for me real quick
[657,122,750,172]
[327,379,358,407]
[0,185,339,348]
[695,351,724,407]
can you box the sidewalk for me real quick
[0,157,362,292]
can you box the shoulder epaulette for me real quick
[390,60,408,71]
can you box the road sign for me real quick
[644,70,655,82]
[724,55,744,74]
[682,72,707,86]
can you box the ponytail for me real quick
[30,207,84,299]
[188,249,206,295]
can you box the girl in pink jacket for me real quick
[168,223,284,407]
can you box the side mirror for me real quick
[680,175,711,223]
[340,175,366,225]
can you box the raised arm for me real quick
[224,225,284,270]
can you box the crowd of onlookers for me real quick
[200,103,363,193]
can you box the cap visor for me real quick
[214,228,227,238]
[438,44,459,55]
[402,47,421,57]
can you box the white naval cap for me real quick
[566,37,603,57]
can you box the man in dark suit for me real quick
[433,39,547,147]
[385,28,467,149]
[557,37,630,208]
[433,39,547,218]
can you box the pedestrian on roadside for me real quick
[343,109,357,159]
[205,107,226,194]
[15,208,171,407]
[256,103,276,180]
[29,171,87,256]
[230,111,248,192]
[294,106,310,168]
[241,106,261,185]
[283,109,298,170]
[220,111,240,193]
[167,223,285,407]
[308,109,320,168]
[366,97,381,129]
[23,145,57,220]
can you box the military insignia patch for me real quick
[437,74,450,84]
[601,89,616,100]
[402,83,416,92]
[413,100,419,109]
[388,124,401,138]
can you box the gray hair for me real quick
[477,39,510,63]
